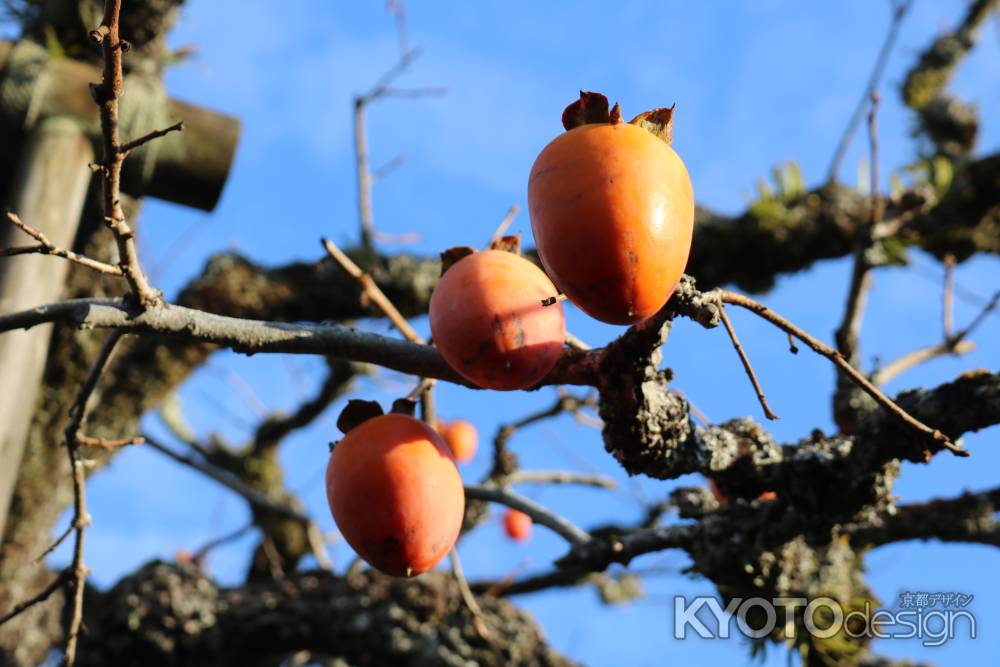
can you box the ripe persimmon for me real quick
[528,92,695,325]
[325,413,464,577]
[429,248,566,390]
[436,419,478,464]
[503,508,532,542]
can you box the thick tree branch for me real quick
[846,486,1000,548]
[75,563,575,667]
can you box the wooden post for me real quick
[0,36,240,538]
[0,117,94,535]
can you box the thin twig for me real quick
[719,290,969,456]
[718,306,779,420]
[321,238,424,343]
[89,0,161,307]
[117,120,183,156]
[953,290,1000,341]
[564,331,591,352]
[388,0,411,57]
[671,388,712,426]
[352,9,444,250]
[873,289,999,386]
[506,470,617,489]
[35,524,74,563]
[76,434,143,450]
[353,99,376,251]
[449,549,492,638]
[464,484,590,546]
[371,153,406,183]
[62,328,124,666]
[488,205,520,247]
[871,339,976,386]
[191,523,255,563]
[306,521,334,572]
[827,0,912,182]
[321,237,437,422]
[943,253,956,339]
[253,358,358,454]
[143,435,312,523]
[834,91,881,364]
[0,571,69,627]
[2,212,123,275]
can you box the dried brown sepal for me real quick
[562,91,611,130]
[609,102,622,124]
[440,246,476,277]
[337,399,384,434]
[488,233,522,255]
[630,106,675,145]
[390,397,418,417]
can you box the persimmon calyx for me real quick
[439,246,476,276]
[440,234,522,277]
[390,398,418,417]
[488,233,522,255]
[630,106,675,145]
[336,399,384,434]
[560,90,675,145]
[336,397,421,436]
[561,90,611,129]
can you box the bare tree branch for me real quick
[89,0,161,307]
[827,1,912,182]
[718,306,779,420]
[1,212,123,275]
[143,435,311,523]
[0,297,599,387]
[62,329,125,666]
[464,485,590,546]
[719,290,968,457]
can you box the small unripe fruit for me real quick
[437,419,478,464]
[430,249,566,390]
[503,508,532,542]
[325,414,464,577]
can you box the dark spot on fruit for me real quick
[529,165,564,183]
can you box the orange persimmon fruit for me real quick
[436,418,478,464]
[503,508,533,542]
[528,92,695,325]
[325,413,464,577]
[429,248,566,390]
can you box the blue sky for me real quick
[9,1,999,664]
